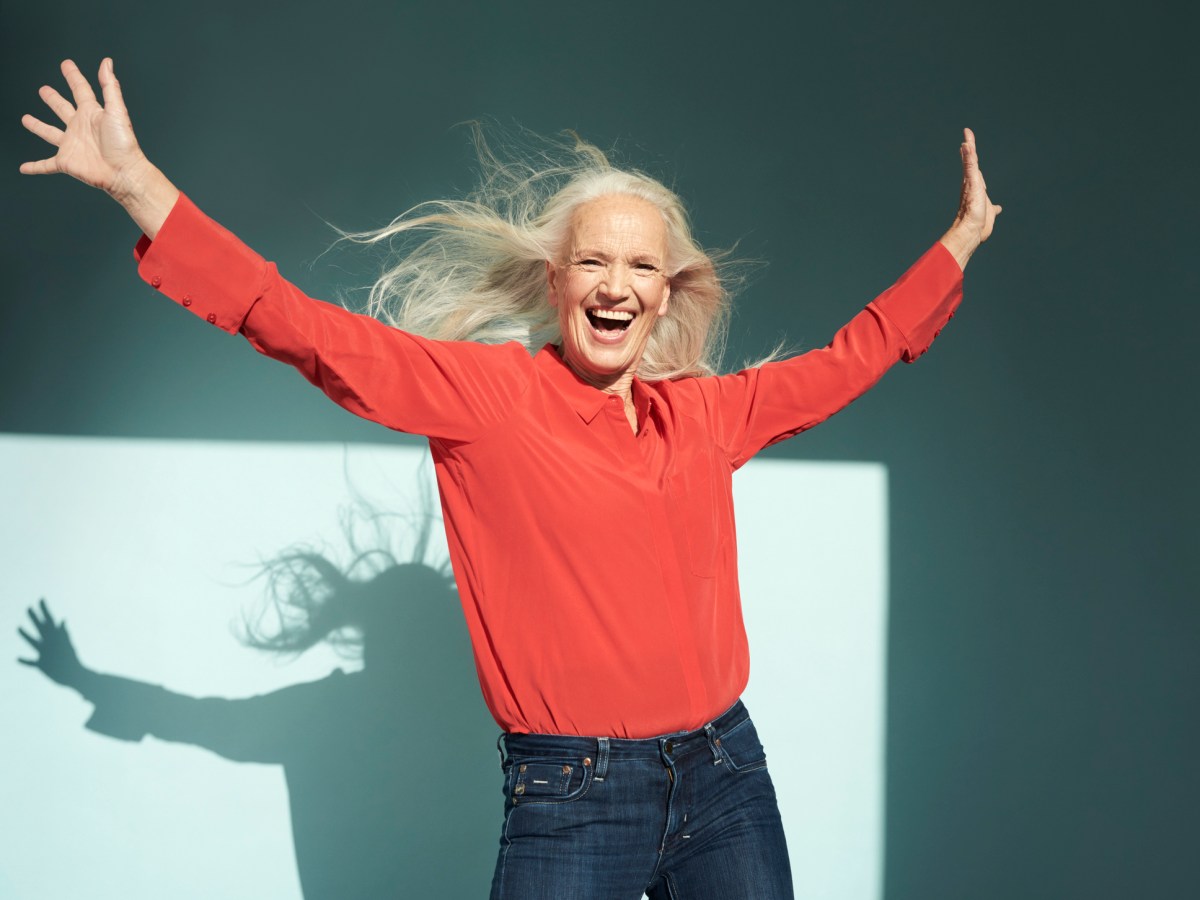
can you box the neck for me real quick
[556,348,636,403]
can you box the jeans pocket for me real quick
[506,755,595,805]
[717,717,769,773]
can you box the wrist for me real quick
[67,664,102,697]
[107,153,154,205]
[938,222,980,272]
[109,158,180,240]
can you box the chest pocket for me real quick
[670,440,732,578]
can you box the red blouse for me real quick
[134,194,963,738]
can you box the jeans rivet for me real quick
[562,765,571,775]
[519,764,527,773]
[583,757,592,767]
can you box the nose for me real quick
[597,263,631,300]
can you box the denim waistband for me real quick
[497,699,750,773]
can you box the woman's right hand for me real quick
[20,58,145,196]
[21,58,179,238]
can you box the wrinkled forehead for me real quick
[567,194,669,258]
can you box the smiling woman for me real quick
[547,195,673,426]
[20,56,999,900]
[350,134,733,386]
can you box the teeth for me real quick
[591,309,634,321]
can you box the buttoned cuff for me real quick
[869,241,964,362]
[133,193,269,334]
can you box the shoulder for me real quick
[645,368,755,406]
[642,372,725,421]
[393,334,536,378]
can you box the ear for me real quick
[656,278,671,318]
[545,260,560,308]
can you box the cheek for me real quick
[563,277,599,314]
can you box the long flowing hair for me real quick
[240,481,452,660]
[344,126,734,380]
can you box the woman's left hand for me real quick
[940,127,1002,270]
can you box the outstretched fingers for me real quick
[19,156,61,176]
[21,113,64,147]
[17,625,40,651]
[60,58,97,108]
[38,84,76,124]
[960,128,984,187]
[971,130,1002,217]
[37,598,59,629]
[26,600,57,635]
[20,80,73,176]
[16,620,44,668]
[98,57,127,116]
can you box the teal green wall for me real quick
[3,1,1195,897]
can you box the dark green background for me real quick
[3,1,1195,897]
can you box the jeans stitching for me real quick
[494,787,515,900]
[716,717,768,773]
[509,756,596,806]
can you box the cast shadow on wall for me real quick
[17,500,500,899]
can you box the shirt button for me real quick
[206,313,217,324]
[150,275,162,288]
[182,296,192,307]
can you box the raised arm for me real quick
[20,57,178,238]
[691,129,1000,464]
[17,599,322,761]
[20,58,528,443]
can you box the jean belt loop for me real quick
[496,733,508,770]
[703,722,723,765]
[594,737,610,781]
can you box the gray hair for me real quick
[346,127,732,380]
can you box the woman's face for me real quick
[546,194,671,391]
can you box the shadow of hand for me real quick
[18,599,87,688]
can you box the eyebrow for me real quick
[571,247,663,264]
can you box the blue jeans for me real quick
[490,700,794,899]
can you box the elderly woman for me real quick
[21,58,999,899]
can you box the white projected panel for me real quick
[0,435,886,900]
[737,460,888,900]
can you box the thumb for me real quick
[99,57,129,116]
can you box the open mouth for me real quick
[586,308,635,333]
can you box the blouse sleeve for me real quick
[685,242,965,469]
[133,194,530,444]
[81,670,351,764]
